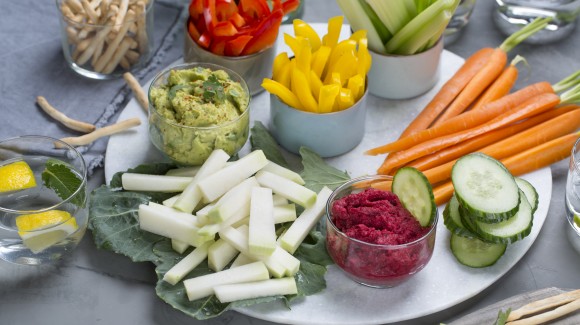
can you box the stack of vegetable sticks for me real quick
[366,16,580,204]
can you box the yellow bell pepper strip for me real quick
[326,40,357,79]
[349,29,367,43]
[337,88,354,111]
[309,70,323,100]
[318,84,340,113]
[272,52,290,82]
[283,34,306,57]
[322,16,344,48]
[276,59,292,89]
[329,72,342,87]
[291,69,318,112]
[311,45,331,78]
[262,78,303,110]
[293,19,322,51]
[326,52,357,86]
[347,74,365,102]
[356,36,372,76]
[295,39,312,75]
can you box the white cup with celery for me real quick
[338,0,461,99]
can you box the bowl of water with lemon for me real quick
[0,135,88,265]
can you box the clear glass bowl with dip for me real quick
[148,62,250,166]
[0,135,88,265]
[56,0,154,80]
[326,175,438,288]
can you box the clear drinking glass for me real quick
[494,0,580,44]
[0,136,88,265]
[565,137,580,255]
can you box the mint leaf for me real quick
[495,308,511,325]
[203,75,225,103]
[42,159,85,208]
[250,121,290,168]
[299,147,350,192]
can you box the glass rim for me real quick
[56,0,154,27]
[325,175,439,249]
[572,137,580,175]
[148,62,251,131]
[0,135,87,215]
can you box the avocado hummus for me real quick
[149,66,250,165]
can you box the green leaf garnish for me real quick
[42,159,85,208]
[250,121,290,168]
[299,147,350,192]
[494,308,511,325]
[202,75,225,103]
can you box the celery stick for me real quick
[396,10,452,55]
[336,0,387,53]
[367,0,412,35]
[404,0,417,17]
[385,0,456,53]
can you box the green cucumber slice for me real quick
[474,190,533,244]
[443,194,478,238]
[392,167,437,227]
[450,233,507,268]
[451,153,520,221]
[515,177,539,214]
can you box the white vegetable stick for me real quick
[214,277,298,303]
[197,150,268,202]
[57,117,141,148]
[173,149,230,213]
[255,170,317,208]
[230,253,254,268]
[122,173,193,192]
[248,187,276,256]
[207,177,258,223]
[272,194,289,206]
[208,238,239,272]
[273,204,297,224]
[183,261,269,301]
[147,202,200,226]
[163,240,213,285]
[162,194,180,207]
[261,161,305,185]
[165,166,200,177]
[36,96,96,133]
[279,187,332,254]
[171,239,189,254]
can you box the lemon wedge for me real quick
[16,210,78,253]
[0,161,37,193]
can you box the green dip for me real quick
[149,66,250,165]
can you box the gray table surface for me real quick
[1,1,579,324]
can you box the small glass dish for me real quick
[325,175,437,288]
[0,135,88,265]
[56,0,154,79]
[367,38,443,99]
[268,85,368,158]
[148,62,250,166]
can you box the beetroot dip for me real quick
[326,188,436,287]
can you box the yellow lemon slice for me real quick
[0,161,37,193]
[16,210,78,253]
[575,214,580,228]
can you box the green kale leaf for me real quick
[250,121,290,168]
[299,147,350,192]
[42,159,85,208]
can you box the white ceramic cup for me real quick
[367,39,443,100]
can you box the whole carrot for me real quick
[431,17,551,125]
[367,82,553,156]
[409,105,580,171]
[470,55,526,111]
[434,181,454,206]
[379,92,561,173]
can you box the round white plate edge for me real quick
[103,23,552,325]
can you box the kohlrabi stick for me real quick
[163,240,213,285]
[248,187,276,256]
[214,277,298,303]
[122,173,193,192]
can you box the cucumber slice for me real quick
[515,177,539,214]
[473,190,533,244]
[451,153,520,222]
[392,167,436,227]
[450,233,507,268]
[443,194,478,238]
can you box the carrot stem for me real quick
[499,17,552,53]
[553,70,580,93]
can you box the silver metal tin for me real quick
[183,28,275,96]
[269,89,368,158]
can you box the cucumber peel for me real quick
[392,167,436,227]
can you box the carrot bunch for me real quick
[366,17,580,204]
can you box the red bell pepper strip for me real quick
[216,0,237,21]
[210,39,227,55]
[241,8,283,55]
[187,18,201,42]
[282,0,300,15]
[202,0,218,32]
[229,12,246,29]
[225,35,253,56]
[189,0,203,20]
[197,31,212,49]
[213,21,238,37]
[238,0,271,20]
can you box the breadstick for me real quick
[66,26,80,44]
[114,0,129,31]
[76,24,112,65]
[125,49,139,64]
[123,72,148,111]
[102,37,134,74]
[81,0,100,24]
[507,289,580,322]
[56,117,141,148]
[99,0,110,24]
[93,10,134,71]
[36,96,96,133]
[134,0,148,55]
[64,0,83,14]
[91,37,105,66]
[506,298,580,325]
[119,57,131,70]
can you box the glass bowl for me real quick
[326,175,438,288]
[0,135,88,265]
[148,62,250,166]
[56,0,154,79]
[566,213,580,255]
